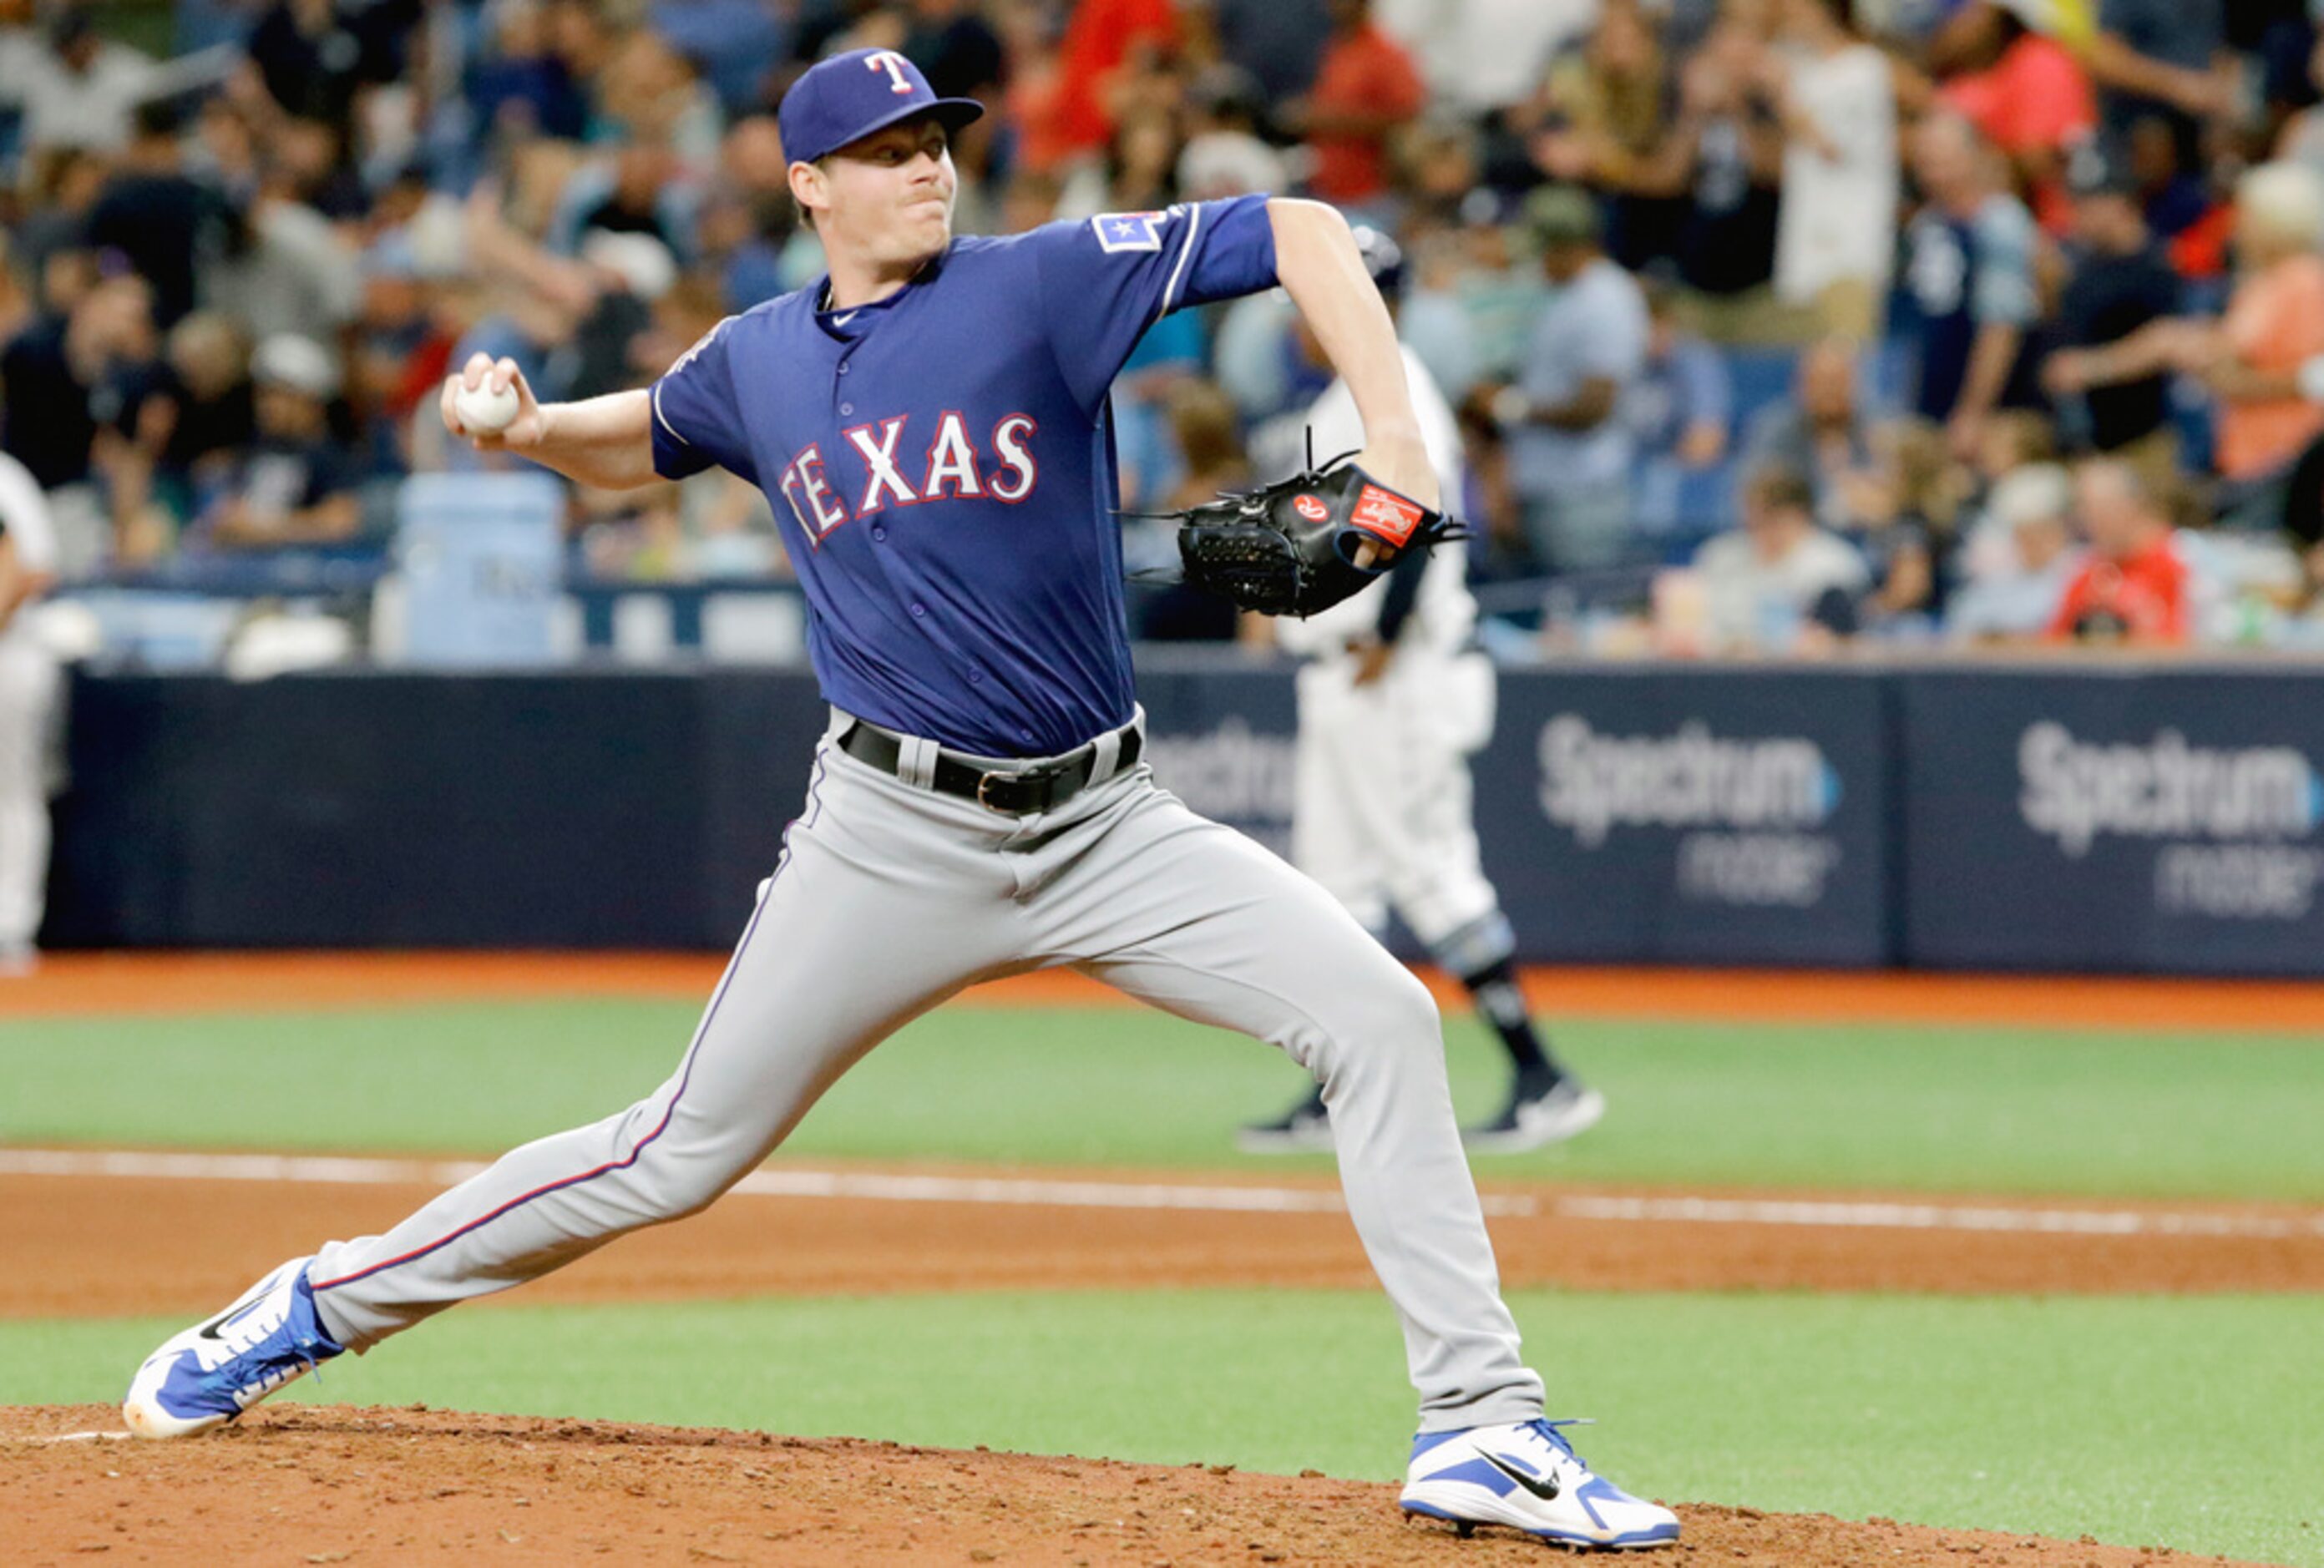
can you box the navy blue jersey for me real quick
[651,196,1278,756]
[1900,197,2041,423]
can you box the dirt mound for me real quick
[1,1405,2273,1566]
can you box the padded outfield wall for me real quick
[45,655,2324,974]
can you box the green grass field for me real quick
[6,995,2321,1563]
[8,1000,2324,1196]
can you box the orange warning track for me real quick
[9,950,2324,1032]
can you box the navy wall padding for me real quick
[45,660,2324,974]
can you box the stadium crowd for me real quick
[4,0,2324,653]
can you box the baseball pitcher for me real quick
[121,49,1677,1551]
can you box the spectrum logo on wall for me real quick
[2018,723,2324,920]
[1537,716,1844,908]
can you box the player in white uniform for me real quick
[1240,232,1605,1156]
[0,451,63,975]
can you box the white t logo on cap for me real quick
[865,50,914,95]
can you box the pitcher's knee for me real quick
[1311,956,1443,1079]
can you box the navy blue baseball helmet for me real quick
[778,48,985,168]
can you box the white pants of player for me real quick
[307,713,1546,1432]
[0,635,61,952]
[1293,650,1504,965]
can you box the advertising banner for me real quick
[1901,669,2324,974]
[1481,668,1893,966]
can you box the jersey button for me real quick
[839,402,854,416]
[838,362,849,375]
[909,602,926,618]
[871,525,887,542]
[966,668,984,685]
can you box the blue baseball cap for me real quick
[778,48,985,168]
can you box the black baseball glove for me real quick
[1132,453,1466,619]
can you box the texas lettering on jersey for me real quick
[641,193,1281,755]
[776,412,1039,543]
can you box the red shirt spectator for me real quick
[2047,461,2191,642]
[1050,0,1176,159]
[1940,24,2096,234]
[1298,0,1426,205]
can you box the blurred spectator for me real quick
[1389,0,1598,122]
[2276,29,2324,186]
[465,0,590,146]
[1284,0,1426,214]
[204,164,364,348]
[1446,190,1547,387]
[2276,463,2324,643]
[0,272,162,575]
[1388,226,1483,402]
[1176,65,1288,200]
[12,150,109,311]
[593,28,721,164]
[2068,162,2324,518]
[0,448,58,974]
[2047,458,2193,642]
[348,249,453,475]
[1627,280,1731,470]
[1743,337,1877,527]
[195,333,362,549]
[1625,278,1731,541]
[16,10,155,154]
[1898,112,2042,460]
[555,143,699,262]
[139,311,260,534]
[1056,104,1179,222]
[1049,0,1177,159]
[2086,0,2232,170]
[2123,111,2219,263]
[1948,461,2080,640]
[2196,163,2324,508]
[1523,0,1673,267]
[1691,458,1868,651]
[1773,0,1898,341]
[1933,0,2097,235]
[1494,185,1648,573]
[241,0,409,140]
[1626,23,1785,336]
[1970,406,2061,494]
[1832,417,1949,626]
[2038,149,2183,487]
[86,101,231,329]
[1203,0,1332,102]
[903,0,1006,102]
[651,0,792,119]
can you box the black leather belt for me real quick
[836,719,1143,816]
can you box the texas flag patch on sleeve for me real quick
[1092,211,1167,253]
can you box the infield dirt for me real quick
[0,1404,2284,1567]
[10,955,2318,1564]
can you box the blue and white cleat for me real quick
[123,1256,345,1439]
[1400,1418,1680,1550]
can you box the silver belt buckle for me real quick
[975,770,1020,812]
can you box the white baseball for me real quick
[455,379,523,434]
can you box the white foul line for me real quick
[8,1430,132,1445]
[1,1149,2317,1240]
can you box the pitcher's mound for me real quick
[0,1405,2265,1565]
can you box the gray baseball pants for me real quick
[307,713,1546,1432]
